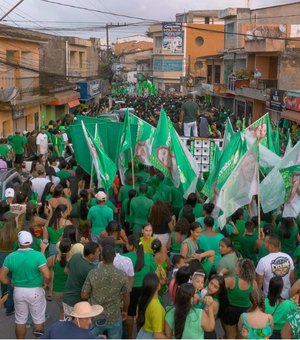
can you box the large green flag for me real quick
[245,113,275,153]
[150,107,198,197]
[128,113,155,166]
[217,141,259,228]
[222,118,235,152]
[279,165,300,217]
[119,109,133,184]
[202,132,247,202]
[81,121,117,192]
[261,140,300,213]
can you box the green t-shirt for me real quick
[52,135,64,157]
[118,184,134,203]
[130,195,153,234]
[292,245,300,280]
[63,253,97,307]
[179,203,203,219]
[152,183,172,203]
[198,233,224,266]
[230,220,245,251]
[87,204,113,236]
[89,198,115,212]
[165,307,204,339]
[265,298,298,330]
[47,226,64,244]
[56,170,72,180]
[181,100,200,123]
[12,135,27,155]
[278,225,298,255]
[3,248,46,287]
[216,252,239,277]
[196,217,219,231]
[0,144,9,158]
[123,251,156,287]
[240,233,258,264]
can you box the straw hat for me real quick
[69,302,103,318]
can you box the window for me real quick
[207,65,212,84]
[195,36,204,47]
[205,17,210,24]
[225,22,235,40]
[79,52,84,69]
[214,65,221,83]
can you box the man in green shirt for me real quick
[179,93,200,137]
[52,129,64,158]
[0,231,50,339]
[12,131,27,173]
[130,183,153,235]
[87,191,114,240]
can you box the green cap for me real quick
[40,125,46,130]
[59,126,65,131]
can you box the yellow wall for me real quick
[185,24,224,78]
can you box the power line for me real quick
[40,0,159,22]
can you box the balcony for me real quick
[0,76,16,89]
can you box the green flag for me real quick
[202,132,247,202]
[150,107,198,197]
[217,141,259,228]
[272,124,280,156]
[128,113,155,166]
[223,118,235,152]
[245,113,275,153]
[261,140,300,214]
[285,130,292,157]
[81,121,117,192]
[279,165,300,217]
[119,109,132,184]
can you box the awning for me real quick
[49,90,80,106]
[281,110,300,124]
[68,99,80,108]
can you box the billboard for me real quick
[287,95,300,113]
[265,89,287,112]
[162,22,183,53]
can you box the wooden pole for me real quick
[130,147,135,189]
[257,166,261,239]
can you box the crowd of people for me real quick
[0,95,300,339]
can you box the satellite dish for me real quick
[246,31,254,40]
[0,87,19,102]
[279,24,286,33]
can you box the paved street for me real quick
[0,300,59,339]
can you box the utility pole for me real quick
[0,0,24,21]
[106,24,109,61]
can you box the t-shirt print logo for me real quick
[271,256,290,277]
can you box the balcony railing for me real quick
[228,75,277,91]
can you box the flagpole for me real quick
[257,165,261,240]
[130,147,135,189]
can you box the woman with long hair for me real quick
[61,224,85,255]
[223,258,258,339]
[39,182,55,218]
[181,205,195,225]
[149,200,174,245]
[46,238,72,320]
[265,277,297,339]
[45,164,60,186]
[22,200,48,239]
[196,202,217,230]
[167,218,190,260]
[43,204,72,256]
[100,220,128,253]
[169,265,191,304]
[124,235,156,338]
[0,212,19,315]
[278,217,298,256]
[165,283,215,339]
[217,237,240,278]
[140,223,155,254]
[136,273,166,339]
[47,184,72,216]
[230,208,245,252]
[180,222,201,259]
[238,289,273,339]
[198,216,224,266]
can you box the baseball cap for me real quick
[5,188,15,198]
[40,125,46,130]
[59,126,65,131]
[95,191,107,201]
[18,231,33,246]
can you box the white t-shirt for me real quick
[113,253,134,278]
[256,251,294,299]
[31,177,50,202]
[46,175,60,186]
[36,133,48,155]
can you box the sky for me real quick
[1,0,298,42]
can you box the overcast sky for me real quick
[1,0,298,42]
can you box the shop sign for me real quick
[286,95,300,112]
[265,89,287,112]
